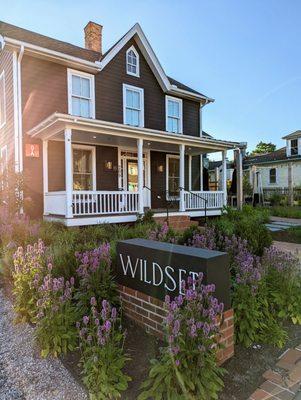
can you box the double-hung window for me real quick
[72,145,96,191]
[123,84,144,127]
[0,71,6,128]
[68,69,95,118]
[269,168,277,184]
[126,46,139,77]
[166,96,183,134]
[290,139,298,156]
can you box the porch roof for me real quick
[27,112,243,154]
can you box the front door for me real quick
[127,160,138,192]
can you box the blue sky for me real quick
[1,0,301,154]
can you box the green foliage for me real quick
[78,301,131,400]
[272,226,301,244]
[212,206,272,256]
[139,277,225,400]
[250,141,276,155]
[12,240,47,323]
[267,206,301,219]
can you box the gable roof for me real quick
[282,130,301,140]
[244,147,301,166]
[0,20,100,62]
[0,20,213,102]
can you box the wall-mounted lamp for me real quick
[157,165,164,173]
[104,161,113,170]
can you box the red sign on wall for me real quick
[25,144,40,158]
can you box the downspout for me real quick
[17,45,24,173]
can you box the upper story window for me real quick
[123,84,144,127]
[0,71,6,129]
[126,46,139,77]
[166,96,183,134]
[67,69,95,119]
[290,139,298,156]
[269,168,277,184]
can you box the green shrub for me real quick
[78,299,130,400]
[139,275,225,400]
[268,206,301,219]
[35,272,78,358]
[12,240,48,323]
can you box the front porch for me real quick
[28,113,243,226]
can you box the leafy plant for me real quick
[78,299,131,400]
[75,243,119,315]
[12,240,47,323]
[35,271,78,357]
[139,275,225,400]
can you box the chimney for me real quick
[84,21,103,54]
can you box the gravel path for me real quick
[0,289,87,400]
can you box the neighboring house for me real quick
[208,160,235,191]
[244,131,301,196]
[0,20,244,226]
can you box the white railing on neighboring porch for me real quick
[184,191,225,210]
[72,191,139,216]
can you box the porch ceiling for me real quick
[27,112,243,154]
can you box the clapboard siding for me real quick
[48,140,65,191]
[0,49,15,166]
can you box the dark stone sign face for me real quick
[116,239,231,310]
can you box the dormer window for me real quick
[126,46,139,77]
[290,139,298,156]
[67,69,95,118]
[166,96,183,134]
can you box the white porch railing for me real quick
[184,191,224,210]
[72,191,139,216]
[44,192,67,215]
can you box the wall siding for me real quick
[96,145,118,190]
[96,37,200,136]
[255,162,301,188]
[0,49,15,166]
[48,140,65,191]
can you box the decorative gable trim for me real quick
[99,24,213,103]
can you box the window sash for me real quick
[73,147,94,191]
[291,139,298,155]
[166,98,182,133]
[68,70,94,118]
[167,156,180,198]
[269,169,276,184]
[125,88,142,126]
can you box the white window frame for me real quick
[269,167,277,185]
[67,69,95,119]
[123,84,144,127]
[72,144,96,191]
[0,71,6,129]
[166,154,180,200]
[126,45,140,77]
[165,95,183,134]
[290,139,298,156]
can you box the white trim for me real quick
[188,155,192,191]
[27,113,241,151]
[0,145,8,171]
[179,144,185,211]
[126,45,140,77]
[165,95,183,134]
[199,106,202,137]
[64,129,73,218]
[0,71,6,129]
[12,51,19,171]
[72,143,97,191]
[269,167,277,185]
[99,23,213,103]
[44,213,138,227]
[43,141,48,213]
[67,68,95,119]
[166,154,180,200]
[122,83,144,127]
[4,36,100,72]
[17,46,24,173]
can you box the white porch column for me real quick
[179,144,185,212]
[64,128,73,218]
[137,138,144,215]
[222,150,227,206]
[42,140,48,215]
[235,149,243,210]
[188,155,192,191]
[200,154,203,191]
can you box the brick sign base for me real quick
[119,284,234,365]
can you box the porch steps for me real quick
[154,215,198,232]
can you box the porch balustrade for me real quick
[184,191,224,210]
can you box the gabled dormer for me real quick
[283,131,301,157]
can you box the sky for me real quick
[1,0,301,156]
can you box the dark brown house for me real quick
[0,20,244,226]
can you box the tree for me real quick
[250,141,276,155]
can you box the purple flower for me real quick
[83,316,89,325]
[90,297,97,306]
